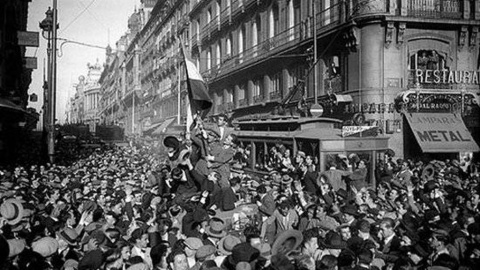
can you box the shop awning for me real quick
[405,113,480,153]
[152,117,176,135]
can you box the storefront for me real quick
[395,85,480,159]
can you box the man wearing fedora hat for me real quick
[203,217,227,246]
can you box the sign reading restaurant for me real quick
[415,69,480,84]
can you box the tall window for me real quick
[226,34,232,56]
[216,42,221,66]
[239,25,246,63]
[216,0,221,24]
[207,8,212,23]
[287,0,295,40]
[270,72,282,99]
[252,16,261,56]
[253,78,262,102]
[269,4,279,39]
[207,48,212,70]
[195,19,200,39]
[238,83,246,103]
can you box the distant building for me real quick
[67,61,102,128]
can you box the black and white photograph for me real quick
[0,1,479,269]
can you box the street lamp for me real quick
[39,0,58,163]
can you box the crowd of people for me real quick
[0,114,479,270]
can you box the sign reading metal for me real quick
[405,113,479,153]
[17,31,39,47]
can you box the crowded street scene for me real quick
[1,118,480,269]
[2,0,480,269]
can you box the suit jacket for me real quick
[216,187,237,211]
[258,193,275,216]
[302,170,319,194]
[376,235,401,263]
[322,169,352,191]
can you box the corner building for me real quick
[189,0,480,159]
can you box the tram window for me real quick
[254,142,266,171]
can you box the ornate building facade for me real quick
[98,0,480,159]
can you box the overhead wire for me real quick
[60,0,98,34]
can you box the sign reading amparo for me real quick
[405,113,479,153]
[415,69,480,84]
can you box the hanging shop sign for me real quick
[415,69,480,85]
[394,90,479,115]
[343,103,396,114]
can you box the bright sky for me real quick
[26,0,141,125]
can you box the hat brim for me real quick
[57,231,78,246]
[2,199,24,225]
[206,226,227,238]
[271,230,303,256]
[218,235,241,255]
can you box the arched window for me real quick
[239,25,246,63]
[288,0,295,40]
[408,49,449,88]
[269,4,279,39]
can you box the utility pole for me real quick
[40,0,58,163]
[310,0,323,116]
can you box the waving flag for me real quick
[181,45,212,112]
[180,40,212,131]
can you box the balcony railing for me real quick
[405,0,462,19]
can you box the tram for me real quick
[233,115,390,188]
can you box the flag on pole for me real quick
[180,38,212,131]
[181,44,212,108]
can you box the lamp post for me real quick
[39,0,58,163]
